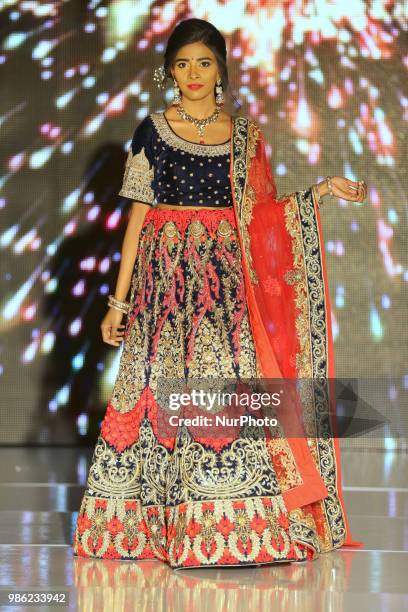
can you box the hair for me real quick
[163,18,241,109]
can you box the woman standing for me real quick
[73,18,366,569]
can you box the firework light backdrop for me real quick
[0,1,407,445]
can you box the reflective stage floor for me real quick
[0,447,407,611]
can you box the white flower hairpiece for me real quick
[153,66,167,90]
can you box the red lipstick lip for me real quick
[187,84,203,89]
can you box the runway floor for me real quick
[0,446,407,611]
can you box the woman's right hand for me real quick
[100,307,126,347]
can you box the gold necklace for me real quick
[175,104,221,144]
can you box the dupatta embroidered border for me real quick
[228,116,360,551]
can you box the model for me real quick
[73,18,366,569]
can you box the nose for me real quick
[188,64,199,78]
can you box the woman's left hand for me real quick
[328,176,367,202]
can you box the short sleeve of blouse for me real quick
[119,116,155,205]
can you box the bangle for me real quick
[108,294,131,315]
[326,176,334,196]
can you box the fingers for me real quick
[347,180,367,202]
[356,180,367,202]
[334,180,354,199]
[100,324,126,346]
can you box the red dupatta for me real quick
[228,116,362,551]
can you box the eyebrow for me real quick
[175,57,213,61]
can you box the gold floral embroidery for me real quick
[90,508,107,539]
[74,493,319,565]
[282,189,347,549]
[241,183,258,284]
[265,438,303,490]
[201,510,217,547]
[289,508,318,532]
[283,194,312,380]
[232,119,261,285]
[119,147,154,203]
[173,513,188,550]
[265,508,283,540]
[283,269,303,285]
[150,112,231,156]
[147,512,167,553]
[110,213,259,414]
[123,510,139,541]
[171,429,282,500]
[234,509,251,542]
[230,117,288,378]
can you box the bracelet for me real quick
[326,176,334,196]
[108,294,131,312]
[109,303,129,315]
[108,299,130,315]
[108,294,131,315]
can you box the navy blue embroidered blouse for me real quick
[119,112,233,208]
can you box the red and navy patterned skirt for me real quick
[72,207,319,568]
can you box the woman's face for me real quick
[170,42,220,102]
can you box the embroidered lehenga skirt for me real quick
[72,207,320,568]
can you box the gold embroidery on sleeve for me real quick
[119,147,154,203]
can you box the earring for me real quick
[215,77,224,106]
[172,78,181,106]
[153,66,166,89]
